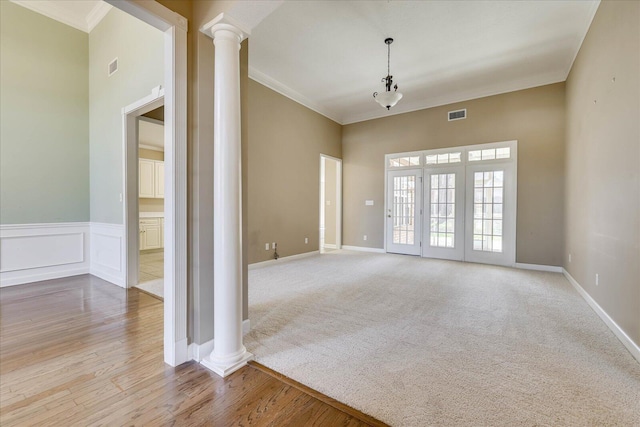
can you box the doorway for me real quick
[136,107,165,300]
[109,0,187,367]
[385,141,517,267]
[319,155,342,253]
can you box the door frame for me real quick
[319,154,342,252]
[123,90,164,289]
[384,141,517,266]
[110,0,188,367]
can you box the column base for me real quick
[201,351,254,377]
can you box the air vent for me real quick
[108,58,118,77]
[448,109,466,121]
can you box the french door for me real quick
[385,141,517,266]
[386,169,422,255]
[464,163,516,266]
[422,166,465,261]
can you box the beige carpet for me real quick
[245,250,640,426]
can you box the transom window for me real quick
[425,152,461,165]
[468,147,510,162]
[389,156,420,168]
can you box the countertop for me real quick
[140,212,164,218]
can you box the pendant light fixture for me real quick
[373,37,403,110]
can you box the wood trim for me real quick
[249,362,390,427]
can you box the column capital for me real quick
[201,13,251,42]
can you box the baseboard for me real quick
[0,222,91,287]
[563,268,640,363]
[166,337,189,367]
[323,243,337,249]
[515,262,563,273]
[249,251,319,270]
[188,319,251,362]
[341,245,385,254]
[90,222,126,288]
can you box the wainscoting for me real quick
[0,223,90,287]
[0,222,126,288]
[90,223,126,288]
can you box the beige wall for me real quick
[0,1,89,224]
[323,158,338,246]
[139,148,164,162]
[342,83,566,266]
[248,80,342,263]
[565,0,639,347]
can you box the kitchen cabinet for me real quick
[140,217,163,250]
[139,158,164,198]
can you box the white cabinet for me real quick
[139,158,164,198]
[154,161,165,198]
[139,159,155,198]
[140,218,163,250]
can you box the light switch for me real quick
[365,200,374,206]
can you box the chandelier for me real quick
[373,37,403,110]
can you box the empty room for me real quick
[1,0,638,425]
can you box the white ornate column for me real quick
[201,14,253,377]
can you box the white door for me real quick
[464,163,516,266]
[422,166,465,260]
[386,169,422,255]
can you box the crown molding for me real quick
[11,0,112,33]
[249,67,343,125]
[87,2,113,32]
[341,72,567,125]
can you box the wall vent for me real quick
[448,109,466,121]
[108,58,118,77]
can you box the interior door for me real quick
[464,163,516,266]
[386,169,422,255]
[422,166,465,260]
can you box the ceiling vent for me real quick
[448,109,466,121]
[108,58,118,77]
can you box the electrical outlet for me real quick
[568,253,572,263]
[272,242,276,249]
[363,235,368,241]
[265,243,269,251]
[304,237,308,244]
[595,273,599,286]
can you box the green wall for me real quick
[89,8,164,224]
[0,1,89,224]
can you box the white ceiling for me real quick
[249,0,600,124]
[12,0,599,125]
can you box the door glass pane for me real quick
[429,173,455,248]
[392,176,415,245]
[472,170,504,253]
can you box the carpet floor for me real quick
[245,250,640,426]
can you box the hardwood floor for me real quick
[0,275,386,426]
